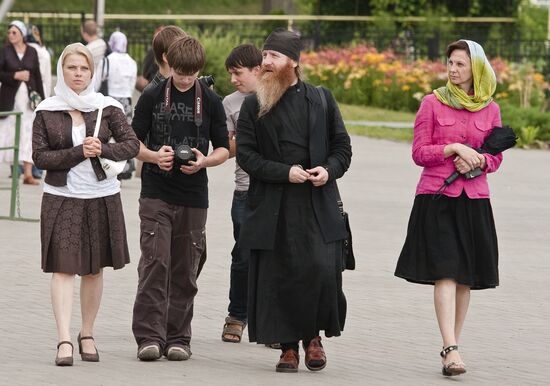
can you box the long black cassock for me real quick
[236,81,352,344]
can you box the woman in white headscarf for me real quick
[0,20,44,184]
[96,31,137,122]
[32,43,139,366]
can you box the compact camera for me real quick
[174,144,197,167]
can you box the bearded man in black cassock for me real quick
[236,28,352,373]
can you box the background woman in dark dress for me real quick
[33,43,139,366]
[0,20,44,185]
[395,40,503,377]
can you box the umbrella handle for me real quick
[464,167,483,179]
[444,171,460,185]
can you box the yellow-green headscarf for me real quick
[433,39,496,112]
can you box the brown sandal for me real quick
[221,316,246,343]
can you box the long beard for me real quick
[256,62,296,118]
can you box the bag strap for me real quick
[101,57,109,81]
[92,103,104,138]
[316,85,328,116]
[316,85,344,210]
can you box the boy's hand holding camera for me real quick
[156,145,175,171]
[180,148,207,175]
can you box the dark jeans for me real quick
[132,198,207,352]
[228,190,249,322]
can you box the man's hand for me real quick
[83,137,102,158]
[180,148,206,175]
[306,166,329,187]
[157,145,174,171]
[289,165,310,183]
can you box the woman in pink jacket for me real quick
[395,40,502,377]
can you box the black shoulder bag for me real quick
[98,57,109,95]
[316,86,355,271]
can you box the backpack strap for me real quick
[316,85,328,120]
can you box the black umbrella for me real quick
[436,126,517,194]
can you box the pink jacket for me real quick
[412,94,502,198]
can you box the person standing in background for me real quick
[220,44,262,345]
[0,20,44,185]
[26,23,52,180]
[81,20,107,69]
[98,31,137,123]
[95,31,138,180]
[144,25,187,92]
[135,25,164,93]
[27,24,52,98]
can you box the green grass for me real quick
[12,0,262,14]
[347,125,413,142]
[339,103,414,141]
[339,103,416,122]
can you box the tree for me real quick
[299,0,521,17]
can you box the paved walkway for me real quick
[344,120,413,128]
[0,136,548,385]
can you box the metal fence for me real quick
[2,13,550,72]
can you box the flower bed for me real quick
[301,44,550,143]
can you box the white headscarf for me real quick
[35,43,122,113]
[8,20,27,39]
[108,31,127,53]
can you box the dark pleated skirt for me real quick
[40,192,130,276]
[395,192,499,290]
[247,183,346,344]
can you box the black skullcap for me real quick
[263,28,301,62]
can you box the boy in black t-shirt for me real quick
[131,36,229,361]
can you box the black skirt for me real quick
[395,192,499,290]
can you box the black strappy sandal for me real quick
[440,345,466,376]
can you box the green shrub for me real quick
[499,101,550,141]
[516,126,540,148]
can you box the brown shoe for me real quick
[78,333,99,362]
[55,341,74,366]
[275,348,299,373]
[304,336,326,371]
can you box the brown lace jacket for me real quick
[32,106,140,187]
